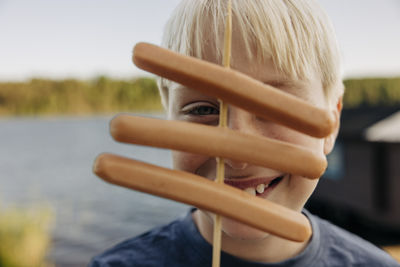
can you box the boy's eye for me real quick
[188,105,219,116]
[181,102,220,125]
[183,103,219,116]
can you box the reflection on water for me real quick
[0,115,189,266]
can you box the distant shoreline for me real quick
[0,76,399,117]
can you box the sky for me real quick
[0,0,399,81]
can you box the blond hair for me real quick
[159,0,343,108]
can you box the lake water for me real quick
[0,114,189,266]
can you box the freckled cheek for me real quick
[289,176,318,196]
[285,176,319,211]
[284,131,323,195]
[273,126,325,154]
[172,151,212,176]
[294,134,325,154]
[274,129,323,209]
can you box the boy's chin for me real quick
[221,217,270,241]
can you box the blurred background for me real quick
[0,0,399,266]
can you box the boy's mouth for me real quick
[224,175,285,198]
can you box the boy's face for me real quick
[167,35,337,240]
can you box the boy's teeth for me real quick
[256,184,265,194]
[244,187,256,196]
[244,184,268,195]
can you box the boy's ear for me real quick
[323,97,343,155]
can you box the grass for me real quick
[0,203,54,267]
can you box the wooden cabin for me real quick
[306,106,400,245]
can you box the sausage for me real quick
[133,42,336,138]
[110,114,327,179]
[94,153,312,242]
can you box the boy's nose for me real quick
[222,107,254,171]
[224,158,248,170]
[226,107,257,135]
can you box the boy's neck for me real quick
[192,209,311,263]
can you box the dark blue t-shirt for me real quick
[89,209,399,266]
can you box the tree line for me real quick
[0,76,162,116]
[343,77,400,108]
[0,76,399,116]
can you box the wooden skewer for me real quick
[110,114,327,179]
[212,1,232,266]
[132,42,336,138]
[93,153,312,242]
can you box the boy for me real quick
[90,0,399,266]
